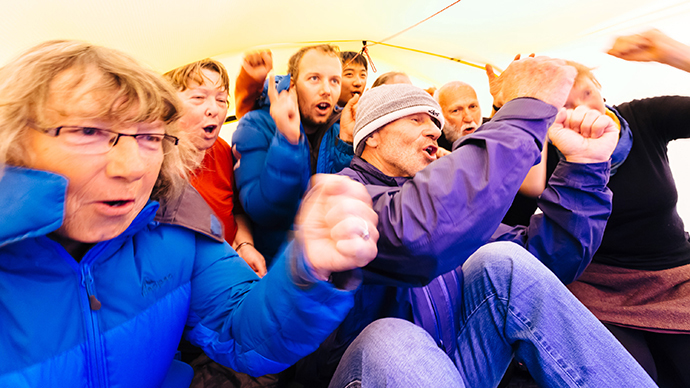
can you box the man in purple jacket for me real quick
[297,57,656,387]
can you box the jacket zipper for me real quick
[81,264,106,388]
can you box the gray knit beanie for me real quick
[353,83,444,155]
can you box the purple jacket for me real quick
[293,98,613,386]
[342,98,612,286]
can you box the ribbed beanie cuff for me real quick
[353,84,444,155]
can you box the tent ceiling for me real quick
[3,0,689,71]
[2,0,690,221]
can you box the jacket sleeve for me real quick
[232,110,310,229]
[363,98,556,287]
[234,66,265,119]
[317,123,355,174]
[490,161,613,284]
[185,239,359,377]
[619,96,690,142]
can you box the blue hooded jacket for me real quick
[0,167,360,388]
[232,75,354,263]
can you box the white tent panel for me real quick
[2,0,690,223]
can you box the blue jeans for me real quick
[330,242,657,388]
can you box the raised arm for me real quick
[491,106,619,283]
[186,175,378,377]
[234,50,273,119]
[607,29,690,73]
[232,75,309,229]
[359,57,577,287]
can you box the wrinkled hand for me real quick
[339,93,359,144]
[486,54,535,108]
[486,55,576,109]
[237,243,267,277]
[295,175,379,281]
[548,106,619,163]
[268,74,301,144]
[241,50,273,84]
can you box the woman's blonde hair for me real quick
[164,58,230,92]
[0,40,195,202]
[565,60,602,89]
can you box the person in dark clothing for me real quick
[562,29,690,388]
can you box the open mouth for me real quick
[463,126,476,134]
[423,145,438,159]
[316,102,331,114]
[203,125,217,134]
[103,200,134,207]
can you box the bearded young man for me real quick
[232,45,357,263]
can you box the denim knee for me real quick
[329,318,464,387]
[461,242,553,294]
[355,318,431,354]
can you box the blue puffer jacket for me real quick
[0,167,359,388]
[232,75,354,263]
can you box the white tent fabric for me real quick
[3,0,690,221]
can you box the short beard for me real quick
[442,123,462,143]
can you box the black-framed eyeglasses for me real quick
[32,125,179,155]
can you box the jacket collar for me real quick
[0,167,67,247]
[0,167,223,248]
[154,184,225,243]
[350,156,410,187]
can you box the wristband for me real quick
[235,241,253,251]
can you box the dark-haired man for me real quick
[337,51,368,108]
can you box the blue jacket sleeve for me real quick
[232,110,311,229]
[316,123,355,174]
[363,98,557,286]
[490,161,613,283]
[184,239,359,377]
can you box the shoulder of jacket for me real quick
[154,184,225,243]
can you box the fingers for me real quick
[252,256,267,277]
[565,106,609,138]
[552,107,568,127]
[436,147,451,157]
[232,145,242,170]
[335,235,378,266]
[288,85,299,112]
[267,74,277,104]
[259,51,273,70]
[591,114,617,138]
[497,56,576,108]
[485,63,497,79]
[310,174,373,206]
[607,35,650,59]
[231,144,242,161]
[325,197,378,234]
[328,207,379,242]
[242,50,273,70]
[345,93,360,112]
[246,254,267,278]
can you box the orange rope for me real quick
[374,0,463,46]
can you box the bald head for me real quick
[435,81,482,142]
